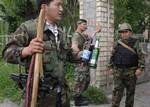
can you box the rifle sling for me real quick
[118,40,136,54]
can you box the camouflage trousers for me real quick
[112,68,137,107]
[37,89,70,107]
[37,79,70,107]
[73,63,90,97]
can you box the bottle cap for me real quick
[95,40,99,48]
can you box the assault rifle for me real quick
[11,73,28,89]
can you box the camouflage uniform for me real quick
[72,32,90,97]
[112,67,137,107]
[110,23,145,107]
[2,19,71,107]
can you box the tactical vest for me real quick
[112,38,139,68]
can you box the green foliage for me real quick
[0,0,36,33]
[60,0,79,31]
[83,86,108,104]
[62,26,73,48]
[66,63,74,90]
[0,21,9,34]
[0,60,23,103]
[114,0,149,33]
[0,0,79,33]
[0,0,26,32]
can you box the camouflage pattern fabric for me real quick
[72,32,90,97]
[112,68,137,107]
[74,63,90,96]
[109,37,145,107]
[109,37,145,69]
[38,80,70,107]
[72,32,88,50]
[2,18,71,107]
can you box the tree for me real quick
[0,0,79,33]
[0,0,25,33]
[60,0,79,31]
[0,0,36,33]
[114,0,149,33]
[148,0,150,41]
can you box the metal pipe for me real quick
[106,0,110,88]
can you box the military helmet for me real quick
[118,22,132,32]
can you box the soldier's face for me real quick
[45,0,63,22]
[120,30,132,39]
[79,22,88,32]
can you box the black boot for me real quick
[74,96,89,106]
[79,95,90,101]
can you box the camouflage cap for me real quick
[119,22,132,32]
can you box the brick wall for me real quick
[79,0,114,88]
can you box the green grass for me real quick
[83,86,108,104]
[0,60,23,104]
[66,63,75,90]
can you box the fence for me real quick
[0,35,25,73]
[0,35,12,56]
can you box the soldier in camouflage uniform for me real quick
[2,0,71,107]
[109,23,145,107]
[71,19,101,106]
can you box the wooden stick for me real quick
[30,8,45,107]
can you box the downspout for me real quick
[106,0,110,88]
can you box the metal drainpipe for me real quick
[148,0,150,42]
[149,0,150,42]
[106,0,110,88]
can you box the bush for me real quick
[65,63,75,90]
[0,60,23,104]
[83,86,108,104]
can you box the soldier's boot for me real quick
[74,96,89,106]
[111,105,119,107]
[125,104,134,107]
[79,95,90,102]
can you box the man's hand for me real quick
[107,69,113,75]
[135,68,143,77]
[95,24,101,33]
[21,37,44,57]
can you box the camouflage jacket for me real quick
[2,18,72,80]
[109,37,145,71]
[72,32,89,51]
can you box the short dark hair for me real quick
[37,0,53,12]
[77,19,87,25]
